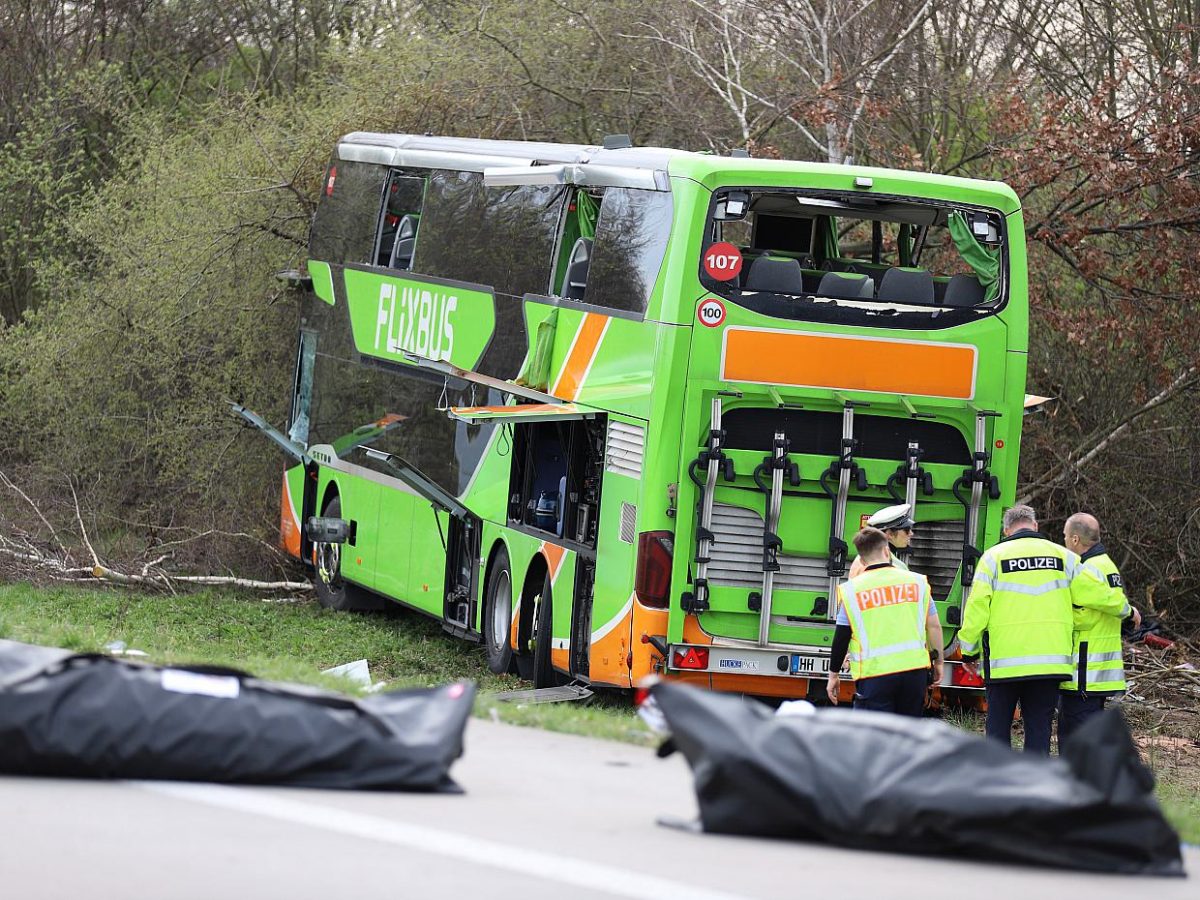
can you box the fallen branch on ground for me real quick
[0,469,310,595]
[91,564,310,592]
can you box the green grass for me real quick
[0,582,651,743]
[1157,778,1200,845]
[2,582,1196,842]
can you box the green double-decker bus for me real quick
[240,132,1027,699]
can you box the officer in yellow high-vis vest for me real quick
[826,527,943,716]
[958,504,1132,754]
[1059,512,1139,746]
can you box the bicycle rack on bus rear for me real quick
[681,396,738,615]
[949,411,1002,625]
[817,402,869,619]
[748,433,800,646]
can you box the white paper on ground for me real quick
[322,659,372,688]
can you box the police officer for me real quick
[848,503,914,578]
[826,526,943,716]
[958,504,1131,754]
[1058,512,1140,746]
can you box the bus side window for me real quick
[581,188,673,316]
[289,329,317,446]
[375,172,426,269]
[411,170,565,298]
[308,158,390,265]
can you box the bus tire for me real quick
[482,547,515,675]
[532,572,558,689]
[313,496,366,611]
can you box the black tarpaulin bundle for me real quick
[0,639,474,791]
[650,681,1184,875]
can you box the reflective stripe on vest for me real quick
[989,653,1072,670]
[991,579,1071,596]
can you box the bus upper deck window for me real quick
[375,174,425,269]
[580,188,673,316]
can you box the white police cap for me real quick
[867,503,915,531]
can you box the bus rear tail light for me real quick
[634,531,674,608]
[325,166,337,197]
[952,667,985,688]
[671,647,709,670]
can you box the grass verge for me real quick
[1,582,1196,842]
[0,582,651,744]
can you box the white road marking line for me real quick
[138,781,749,900]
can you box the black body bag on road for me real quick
[650,681,1184,876]
[0,639,474,792]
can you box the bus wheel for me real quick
[532,572,559,689]
[313,496,362,611]
[482,547,515,675]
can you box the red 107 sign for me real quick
[703,242,743,281]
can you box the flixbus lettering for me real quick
[374,283,457,361]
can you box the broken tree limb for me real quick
[1019,365,1199,505]
[91,565,310,592]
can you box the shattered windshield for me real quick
[699,188,1007,328]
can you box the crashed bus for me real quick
[239,132,1027,700]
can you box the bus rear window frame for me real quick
[700,187,1011,331]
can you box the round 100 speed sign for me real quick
[697,297,727,328]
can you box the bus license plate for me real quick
[789,654,832,676]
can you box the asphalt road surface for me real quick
[1,718,1194,899]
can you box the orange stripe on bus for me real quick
[553,313,608,401]
[551,647,571,673]
[722,329,977,400]
[541,541,566,582]
[279,473,301,559]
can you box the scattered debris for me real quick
[0,468,311,594]
[485,684,593,704]
[92,564,310,593]
[322,659,372,688]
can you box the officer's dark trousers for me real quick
[1058,692,1108,747]
[853,668,927,717]
[985,677,1061,754]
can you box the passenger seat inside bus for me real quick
[876,267,935,305]
[388,214,419,270]
[564,237,592,300]
[943,273,986,307]
[816,270,874,300]
[744,256,804,295]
